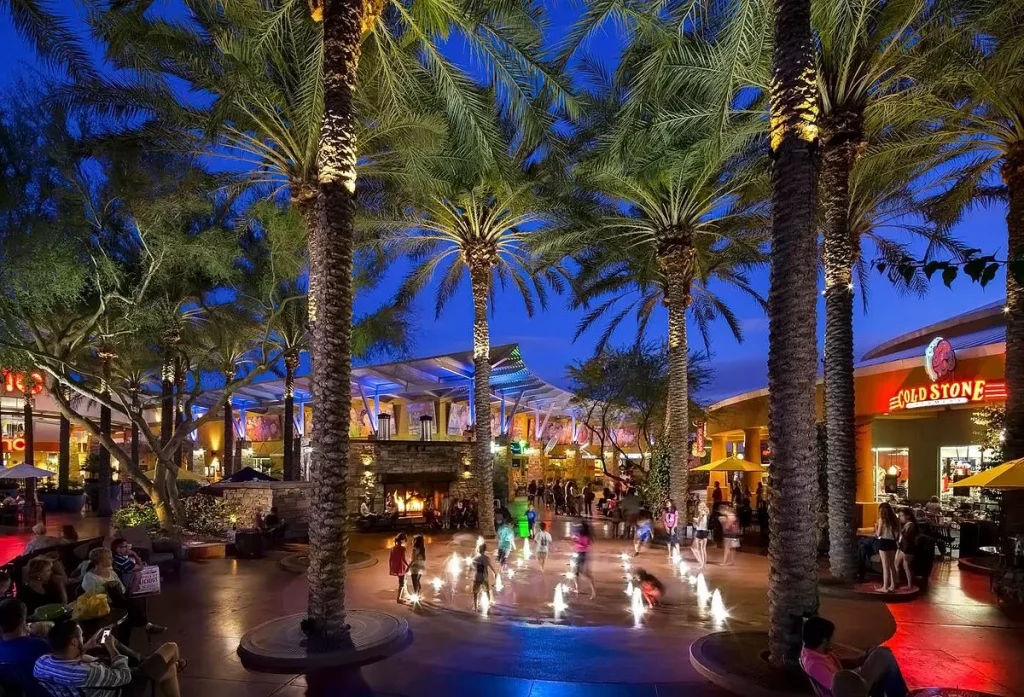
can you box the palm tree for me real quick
[370,155,563,537]
[547,21,768,509]
[565,148,767,507]
[812,0,950,582]
[765,0,822,665]
[923,0,1024,540]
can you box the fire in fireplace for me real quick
[383,476,452,518]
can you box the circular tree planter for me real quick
[690,631,815,697]
[237,610,409,673]
[279,551,376,574]
[819,581,922,602]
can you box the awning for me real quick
[691,456,765,473]
[948,458,1024,489]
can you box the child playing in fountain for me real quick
[496,519,516,569]
[633,511,654,556]
[535,521,552,570]
[389,533,409,604]
[526,503,537,539]
[473,543,498,611]
[635,568,665,608]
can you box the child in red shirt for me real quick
[389,533,409,603]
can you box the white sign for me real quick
[135,565,161,596]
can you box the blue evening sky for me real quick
[0,2,1009,402]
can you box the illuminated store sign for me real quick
[889,379,1006,411]
[1,370,44,395]
[888,335,1006,410]
[1,437,26,453]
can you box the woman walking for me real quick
[389,533,409,603]
[692,502,710,569]
[409,535,426,598]
[894,508,918,590]
[875,502,899,593]
[720,505,740,566]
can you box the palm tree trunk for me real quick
[766,0,821,666]
[283,354,297,481]
[97,358,113,517]
[223,398,235,477]
[58,384,70,493]
[1001,148,1024,540]
[659,239,695,509]
[820,116,863,582]
[24,395,36,507]
[470,262,495,537]
[130,390,140,475]
[98,403,112,516]
[304,0,366,649]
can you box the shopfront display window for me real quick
[873,447,909,501]
[939,445,995,501]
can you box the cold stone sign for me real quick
[888,336,1006,411]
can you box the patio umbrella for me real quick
[220,466,278,483]
[690,456,766,473]
[0,463,55,479]
[140,468,209,483]
[947,457,1024,489]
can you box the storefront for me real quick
[706,301,1009,524]
[194,343,643,493]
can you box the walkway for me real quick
[2,510,1021,696]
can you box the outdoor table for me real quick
[79,607,129,642]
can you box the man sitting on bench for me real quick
[800,616,908,697]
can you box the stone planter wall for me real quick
[216,482,313,539]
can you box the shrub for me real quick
[182,494,241,537]
[112,502,160,534]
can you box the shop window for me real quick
[873,447,909,502]
[939,445,995,502]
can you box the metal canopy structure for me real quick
[208,343,575,416]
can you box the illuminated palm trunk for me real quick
[470,260,495,537]
[820,113,863,582]
[766,0,822,665]
[1001,147,1024,541]
[24,394,35,507]
[304,0,367,647]
[283,351,298,481]
[659,235,695,508]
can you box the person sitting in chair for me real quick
[262,507,286,545]
[0,598,49,696]
[800,616,908,697]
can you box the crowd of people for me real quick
[0,525,184,697]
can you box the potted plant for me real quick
[37,484,62,512]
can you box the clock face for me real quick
[925,337,956,382]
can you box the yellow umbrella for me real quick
[947,457,1024,489]
[140,468,209,483]
[690,455,766,473]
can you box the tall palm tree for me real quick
[765,0,822,665]
[371,156,564,537]
[564,141,767,507]
[923,0,1024,540]
[813,0,948,582]
[548,15,768,508]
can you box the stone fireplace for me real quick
[348,440,477,519]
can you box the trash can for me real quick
[234,530,265,559]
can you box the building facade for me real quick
[705,301,1009,526]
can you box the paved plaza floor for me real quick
[3,509,1023,696]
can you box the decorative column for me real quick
[855,417,875,529]
[743,428,764,495]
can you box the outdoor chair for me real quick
[115,528,183,578]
